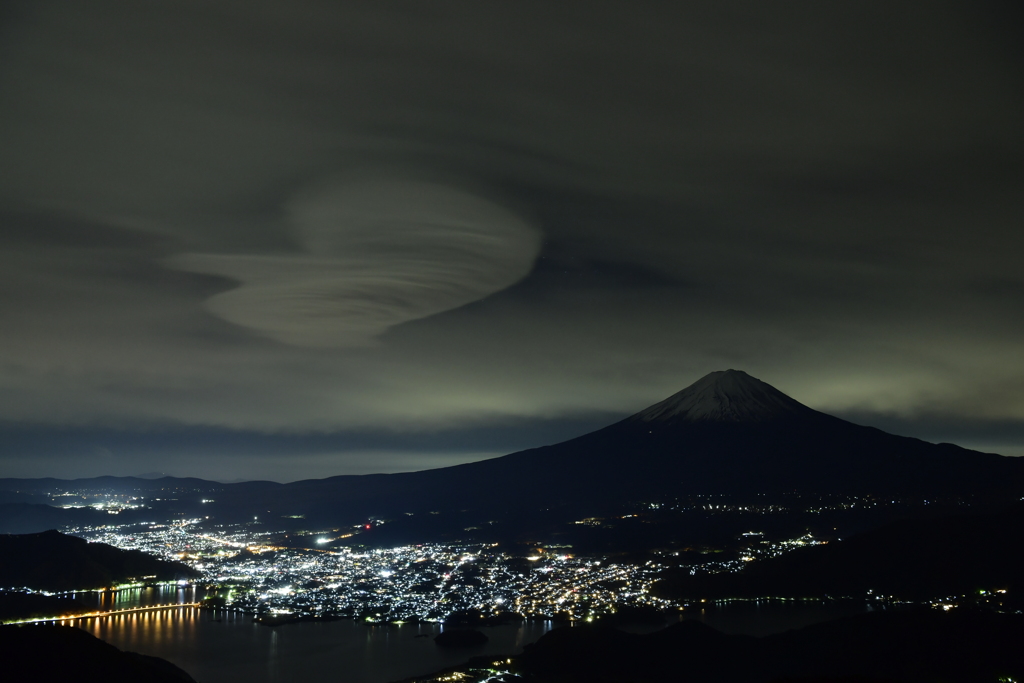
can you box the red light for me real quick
[365,524,371,529]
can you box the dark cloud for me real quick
[1,1,1023,479]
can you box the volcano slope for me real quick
[205,370,1024,539]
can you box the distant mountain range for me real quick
[3,371,1023,537]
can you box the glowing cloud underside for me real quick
[170,180,541,347]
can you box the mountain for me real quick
[0,530,197,591]
[70,368,1013,549]
[134,471,170,479]
[632,369,818,423]
[4,371,1023,537]
[236,370,1023,519]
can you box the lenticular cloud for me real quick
[170,179,541,347]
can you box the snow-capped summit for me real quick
[631,369,816,423]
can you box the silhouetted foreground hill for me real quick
[0,530,196,591]
[0,624,196,682]
[503,609,1024,683]
[655,504,1024,603]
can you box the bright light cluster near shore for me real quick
[76,519,674,622]
[7,489,1005,628]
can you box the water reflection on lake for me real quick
[75,609,556,683]
[71,600,873,683]
[73,584,204,611]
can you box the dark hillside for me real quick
[0,624,197,682]
[0,530,197,591]
[655,504,1024,602]
[505,609,1024,683]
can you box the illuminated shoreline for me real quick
[5,602,201,625]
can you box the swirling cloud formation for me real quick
[171,180,541,347]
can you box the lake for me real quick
[68,595,876,683]
[76,608,554,683]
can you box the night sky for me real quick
[2,1,1023,482]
